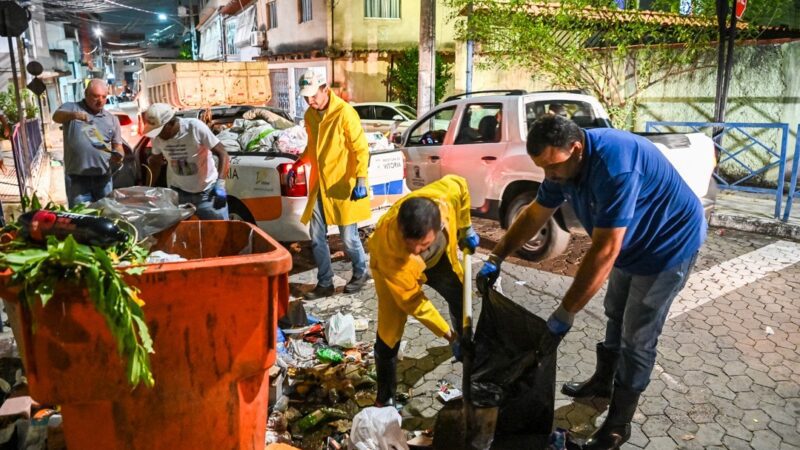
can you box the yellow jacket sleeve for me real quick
[375,267,451,339]
[344,108,369,178]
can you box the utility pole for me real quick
[418,0,436,115]
[465,1,473,95]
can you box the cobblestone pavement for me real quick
[289,220,800,449]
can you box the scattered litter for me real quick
[765,326,775,335]
[326,313,357,348]
[349,407,409,450]
[515,280,527,286]
[353,318,370,332]
[397,340,408,361]
[436,381,462,403]
[407,430,434,447]
[681,433,695,441]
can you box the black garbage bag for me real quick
[471,288,558,438]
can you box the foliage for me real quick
[0,85,39,124]
[178,41,193,60]
[444,0,792,128]
[387,48,454,107]
[0,196,154,388]
[649,0,799,29]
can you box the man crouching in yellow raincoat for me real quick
[367,175,480,406]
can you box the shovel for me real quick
[432,252,499,450]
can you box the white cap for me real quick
[142,103,176,138]
[298,70,327,97]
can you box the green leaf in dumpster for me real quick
[0,197,156,388]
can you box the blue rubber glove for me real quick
[476,254,502,295]
[458,226,480,254]
[211,179,227,210]
[546,304,575,337]
[350,177,368,200]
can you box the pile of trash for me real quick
[214,108,397,157]
[268,302,385,449]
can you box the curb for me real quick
[710,212,800,241]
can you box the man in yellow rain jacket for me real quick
[295,70,371,299]
[368,175,480,406]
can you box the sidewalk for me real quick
[711,190,800,241]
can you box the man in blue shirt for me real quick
[477,116,706,450]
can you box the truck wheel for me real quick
[505,192,571,262]
[227,198,256,224]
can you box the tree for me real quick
[386,48,453,106]
[445,0,793,127]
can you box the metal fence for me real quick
[783,124,800,221]
[645,121,789,219]
[10,119,44,196]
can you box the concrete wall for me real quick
[264,0,329,55]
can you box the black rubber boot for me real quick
[562,342,619,398]
[374,338,398,406]
[583,385,641,450]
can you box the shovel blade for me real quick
[433,399,498,450]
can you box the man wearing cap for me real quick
[295,70,370,299]
[53,79,124,207]
[143,103,230,220]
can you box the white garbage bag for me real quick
[325,312,356,348]
[239,124,277,152]
[217,129,242,153]
[349,407,409,450]
[273,125,308,155]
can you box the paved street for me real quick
[290,220,800,449]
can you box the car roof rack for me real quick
[443,89,528,102]
[527,89,589,95]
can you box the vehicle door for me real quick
[354,105,378,132]
[440,103,506,208]
[403,105,457,190]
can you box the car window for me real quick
[374,106,400,121]
[354,106,373,120]
[396,105,417,120]
[406,106,456,146]
[525,100,597,130]
[455,103,502,144]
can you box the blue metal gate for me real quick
[783,124,800,221]
[645,121,789,219]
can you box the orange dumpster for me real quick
[0,220,291,450]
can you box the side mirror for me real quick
[392,114,404,121]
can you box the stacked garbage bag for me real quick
[211,108,308,155]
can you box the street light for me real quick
[158,13,167,21]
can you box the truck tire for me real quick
[505,191,571,262]
[227,198,256,224]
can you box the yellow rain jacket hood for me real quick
[368,175,473,348]
[297,90,370,226]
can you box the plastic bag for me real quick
[325,312,356,348]
[366,132,394,152]
[273,126,308,155]
[239,124,277,152]
[217,129,242,153]
[242,108,295,130]
[349,407,409,450]
[471,288,558,441]
[91,187,196,238]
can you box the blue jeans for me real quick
[309,196,367,287]
[603,252,698,393]
[65,174,112,208]
[174,186,229,220]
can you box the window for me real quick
[406,106,456,146]
[396,104,417,120]
[354,106,373,120]
[455,103,502,144]
[267,2,278,29]
[299,0,313,22]
[374,106,401,121]
[364,0,400,19]
[225,17,238,55]
[524,100,599,130]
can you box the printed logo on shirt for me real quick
[81,123,111,151]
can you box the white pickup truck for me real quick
[401,90,716,261]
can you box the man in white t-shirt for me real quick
[143,103,230,219]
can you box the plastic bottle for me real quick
[18,210,128,247]
[316,346,344,364]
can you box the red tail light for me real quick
[278,162,309,197]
